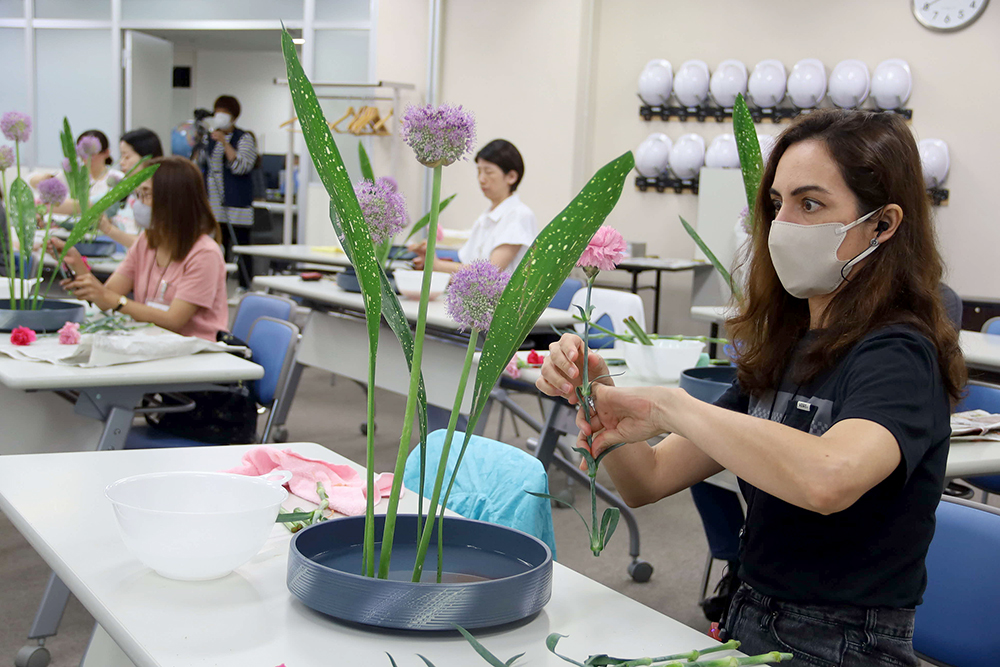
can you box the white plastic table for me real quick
[960,330,1000,373]
[253,274,576,413]
[0,443,732,667]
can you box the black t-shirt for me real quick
[715,325,950,608]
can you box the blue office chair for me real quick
[437,248,461,261]
[913,497,1000,667]
[230,291,296,342]
[549,278,583,311]
[403,429,557,557]
[125,317,300,448]
[955,382,1000,502]
[570,287,645,349]
[983,317,1000,336]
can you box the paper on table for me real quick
[951,410,1000,442]
[0,327,228,367]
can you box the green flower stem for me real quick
[362,342,377,577]
[578,274,603,554]
[2,171,15,305]
[410,327,478,583]
[377,165,443,580]
[31,208,54,309]
[617,640,739,665]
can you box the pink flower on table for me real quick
[10,326,37,346]
[577,225,626,275]
[58,321,81,345]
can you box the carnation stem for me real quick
[362,339,377,577]
[377,165,443,580]
[2,171,16,306]
[409,327,477,583]
[31,208,54,309]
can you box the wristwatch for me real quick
[113,295,128,312]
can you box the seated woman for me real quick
[30,129,124,215]
[538,110,964,666]
[411,139,536,273]
[54,156,229,341]
[98,128,164,248]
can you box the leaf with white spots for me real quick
[733,93,763,222]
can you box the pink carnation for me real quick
[58,321,81,345]
[577,226,626,273]
[504,357,521,380]
[10,326,36,346]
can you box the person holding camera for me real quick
[192,94,257,288]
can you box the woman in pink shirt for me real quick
[56,156,229,341]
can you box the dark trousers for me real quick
[723,583,919,667]
[222,223,253,289]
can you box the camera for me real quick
[192,108,215,143]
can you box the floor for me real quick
[0,360,971,665]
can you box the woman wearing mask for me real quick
[192,95,258,289]
[30,129,123,215]
[410,139,536,273]
[537,110,964,666]
[98,128,164,248]
[54,156,228,341]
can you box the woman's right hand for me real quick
[98,215,114,235]
[47,238,86,274]
[407,240,428,270]
[536,333,613,405]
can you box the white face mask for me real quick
[211,112,232,131]
[133,200,152,229]
[768,208,883,299]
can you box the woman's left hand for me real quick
[579,382,683,457]
[61,273,116,310]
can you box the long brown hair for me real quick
[145,156,222,261]
[727,110,965,401]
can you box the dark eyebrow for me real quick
[769,184,833,197]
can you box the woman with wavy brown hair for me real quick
[537,110,965,666]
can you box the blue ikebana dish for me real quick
[287,513,553,630]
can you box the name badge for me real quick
[145,300,170,312]
[796,400,813,411]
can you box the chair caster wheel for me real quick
[628,559,653,583]
[360,422,376,435]
[272,426,288,443]
[16,644,51,667]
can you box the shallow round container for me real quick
[105,470,291,581]
[74,241,117,257]
[287,514,553,630]
[680,365,738,403]
[0,299,86,333]
[623,339,705,383]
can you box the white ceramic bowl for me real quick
[105,470,291,580]
[674,60,711,107]
[668,133,706,180]
[918,138,950,188]
[829,59,870,108]
[787,58,827,109]
[623,339,706,383]
[394,269,450,301]
[709,60,748,107]
[748,59,787,108]
[638,59,673,106]
[705,134,740,169]
[635,133,673,177]
[871,59,912,110]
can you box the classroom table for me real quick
[252,274,576,413]
[235,245,708,334]
[0,443,736,667]
[960,330,1000,374]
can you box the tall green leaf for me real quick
[403,193,456,243]
[282,28,383,574]
[358,141,375,181]
[9,178,36,307]
[679,214,736,297]
[732,93,762,222]
[467,152,633,435]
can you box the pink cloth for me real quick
[225,446,398,516]
[112,233,229,341]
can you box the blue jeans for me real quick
[722,583,919,667]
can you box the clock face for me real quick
[913,0,989,31]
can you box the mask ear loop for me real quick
[840,206,888,283]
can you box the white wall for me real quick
[586,0,1000,308]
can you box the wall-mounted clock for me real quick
[912,0,989,31]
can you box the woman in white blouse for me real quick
[29,129,124,215]
[411,139,537,273]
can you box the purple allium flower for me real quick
[60,157,74,173]
[380,175,399,192]
[444,260,510,332]
[0,146,14,170]
[38,178,68,207]
[577,226,627,274]
[355,178,407,244]
[76,136,101,159]
[1,111,31,143]
[738,206,751,234]
[400,103,476,168]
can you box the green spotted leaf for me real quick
[733,93,763,223]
